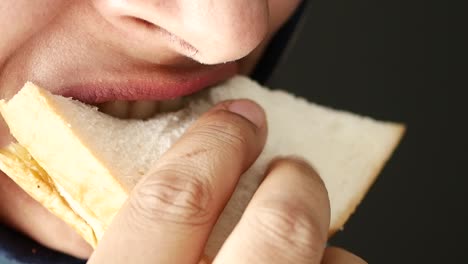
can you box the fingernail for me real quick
[228,100,265,128]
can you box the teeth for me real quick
[98,98,185,119]
[98,100,129,119]
[129,100,160,119]
[159,98,184,113]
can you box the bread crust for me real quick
[328,125,406,236]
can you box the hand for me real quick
[88,100,366,264]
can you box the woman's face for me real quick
[0,0,301,259]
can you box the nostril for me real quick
[122,16,158,30]
[120,16,199,60]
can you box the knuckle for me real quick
[252,201,326,258]
[128,168,214,228]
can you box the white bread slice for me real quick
[0,76,404,256]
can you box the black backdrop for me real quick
[0,1,463,263]
[267,0,464,263]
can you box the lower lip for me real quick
[60,63,238,104]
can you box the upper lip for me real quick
[57,62,238,104]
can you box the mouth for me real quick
[58,62,238,119]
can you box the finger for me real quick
[322,247,367,264]
[89,99,267,264]
[214,158,330,264]
[0,172,92,259]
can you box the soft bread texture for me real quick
[0,76,404,256]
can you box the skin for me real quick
[0,1,366,263]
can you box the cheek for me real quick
[0,0,69,65]
[268,0,302,33]
[239,0,302,74]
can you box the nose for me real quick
[93,0,269,64]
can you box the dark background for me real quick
[1,1,463,263]
[266,0,464,263]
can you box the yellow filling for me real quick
[0,143,97,248]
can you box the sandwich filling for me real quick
[0,143,98,247]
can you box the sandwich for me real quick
[0,76,404,256]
